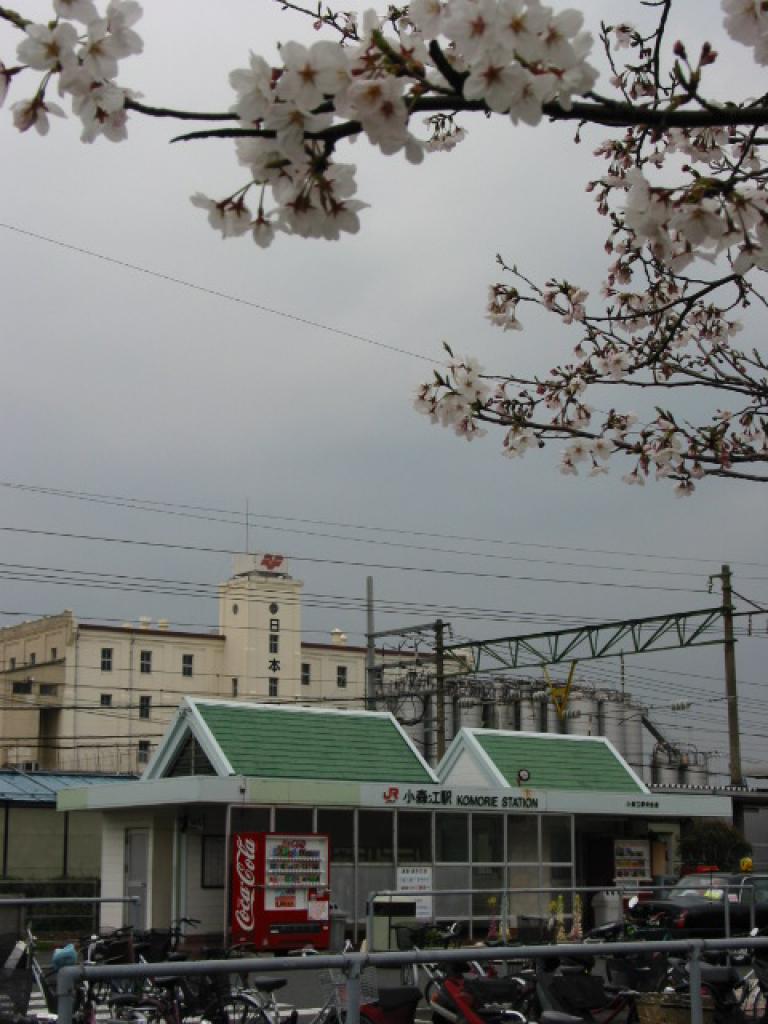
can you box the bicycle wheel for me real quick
[218,993,273,1024]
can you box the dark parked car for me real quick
[635,871,768,937]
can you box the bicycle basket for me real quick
[0,966,33,1019]
[322,968,378,1010]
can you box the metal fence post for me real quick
[345,957,361,1024]
[688,943,704,1024]
[56,964,81,1024]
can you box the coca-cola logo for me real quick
[234,835,257,933]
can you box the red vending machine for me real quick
[231,832,331,951]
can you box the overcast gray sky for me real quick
[0,1,766,782]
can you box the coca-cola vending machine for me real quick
[231,832,331,951]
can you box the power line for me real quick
[2,478,766,571]
[0,223,434,364]
[0,526,713,592]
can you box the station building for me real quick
[58,697,732,946]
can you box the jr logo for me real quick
[383,786,400,803]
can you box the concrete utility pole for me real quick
[365,577,376,711]
[720,564,743,787]
[435,620,445,762]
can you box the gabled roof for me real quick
[438,728,649,794]
[145,698,438,785]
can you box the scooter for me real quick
[429,961,537,1024]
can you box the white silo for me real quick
[683,749,710,788]
[598,691,627,754]
[519,689,540,731]
[499,694,522,731]
[623,699,646,778]
[455,695,484,731]
[653,746,683,786]
[565,689,600,736]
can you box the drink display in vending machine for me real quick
[231,832,331,951]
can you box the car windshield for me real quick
[667,875,730,901]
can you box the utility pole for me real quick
[435,619,445,762]
[365,577,376,711]
[720,564,743,787]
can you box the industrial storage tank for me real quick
[564,689,600,736]
[453,695,484,732]
[652,746,683,786]
[498,694,521,731]
[623,703,646,778]
[519,689,541,732]
[681,749,710,788]
[598,690,626,753]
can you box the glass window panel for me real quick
[230,807,270,832]
[541,815,572,863]
[507,815,539,862]
[436,813,469,862]
[274,807,313,833]
[543,864,575,926]
[507,864,543,919]
[472,865,504,917]
[397,811,431,863]
[358,811,393,863]
[472,814,503,863]
[318,809,354,863]
[434,865,471,921]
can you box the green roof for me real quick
[474,732,644,792]
[194,703,434,784]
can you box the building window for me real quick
[182,654,194,678]
[50,647,57,661]
[100,694,112,707]
[269,634,279,654]
[270,619,280,632]
[201,835,226,889]
[337,665,348,688]
[101,648,113,672]
[301,663,311,686]
[268,678,279,697]
[39,683,57,697]
[9,658,15,671]
[140,650,152,674]
[12,681,32,695]
[28,653,35,666]
[137,740,150,765]
[232,603,239,615]
[232,677,238,698]
[269,603,279,614]
[139,695,151,719]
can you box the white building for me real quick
[0,554,396,774]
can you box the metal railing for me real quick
[366,882,760,947]
[54,934,768,1024]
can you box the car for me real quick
[633,870,768,938]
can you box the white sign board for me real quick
[397,865,433,920]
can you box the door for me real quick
[124,828,150,929]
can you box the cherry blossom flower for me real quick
[407,0,445,38]
[104,0,143,60]
[53,0,99,22]
[17,22,79,72]
[496,0,550,62]
[276,40,350,114]
[229,53,274,124]
[443,0,500,63]
[190,193,252,238]
[11,95,65,133]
